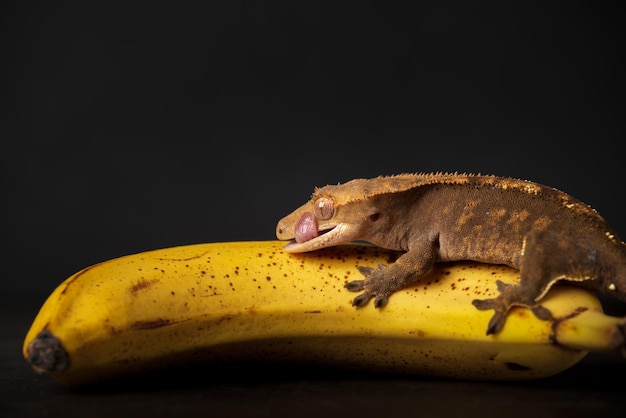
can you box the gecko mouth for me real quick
[283,223,356,253]
[286,226,333,245]
[279,211,360,253]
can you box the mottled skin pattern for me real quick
[276,173,626,334]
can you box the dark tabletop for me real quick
[3,291,625,418]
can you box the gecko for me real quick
[275,172,626,335]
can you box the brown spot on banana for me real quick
[130,278,160,295]
[130,318,173,330]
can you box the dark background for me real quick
[2,1,625,417]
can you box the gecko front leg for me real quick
[345,244,437,308]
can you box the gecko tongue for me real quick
[294,212,319,243]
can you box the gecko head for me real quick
[276,181,385,253]
[276,177,404,253]
[276,196,360,253]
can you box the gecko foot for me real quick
[471,297,508,335]
[345,264,391,308]
[345,285,390,308]
[472,295,554,335]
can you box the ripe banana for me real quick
[23,240,625,385]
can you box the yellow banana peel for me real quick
[23,240,625,385]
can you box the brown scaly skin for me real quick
[276,173,626,334]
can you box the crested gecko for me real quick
[275,172,626,335]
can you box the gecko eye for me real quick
[314,197,334,220]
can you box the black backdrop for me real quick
[3,1,624,294]
[2,3,626,417]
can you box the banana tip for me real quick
[26,331,70,374]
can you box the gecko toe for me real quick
[356,266,374,277]
[344,280,365,292]
[495,280,511,292]
[531,305,553,321]
[472,298,495,310]
[373,295,388,309]
[485,313,507,335]
[351,292,372,307]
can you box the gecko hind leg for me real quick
[472,229,591,334]
[472,278,552,335]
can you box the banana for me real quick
[23,240,625,385]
